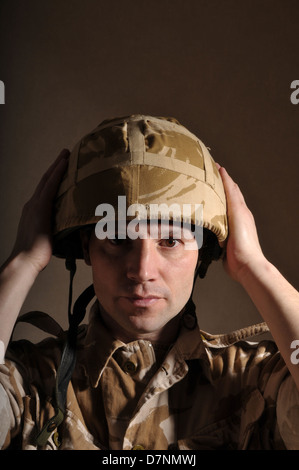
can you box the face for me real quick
[82,222,198,343]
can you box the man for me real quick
[0,115,299,450]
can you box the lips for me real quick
[121,295,163,307]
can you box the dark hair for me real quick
[197,229,223,279]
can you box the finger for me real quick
[39,152,70,203]
[218,166,246,208]
[32,149,70,199]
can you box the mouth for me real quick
[121,295,163,307]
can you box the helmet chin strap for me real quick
[183,239,224,331]
[65,255,95,346]
[60,253,95,405]
[35,254,95,447]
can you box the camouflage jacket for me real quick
[1,301,299,450]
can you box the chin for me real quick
[126,312,176,340]
[128,315,163,333]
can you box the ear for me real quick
[80,229,92,266]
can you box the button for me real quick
[123,361,137,374]
[132,444,145,450]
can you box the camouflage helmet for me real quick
[53,114,228,260]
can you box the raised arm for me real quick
[0,149,69,357]
[218,165,299,391]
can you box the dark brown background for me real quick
[0,0,298,341]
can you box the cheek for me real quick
[91,257,116,282]
[89,251,117,293]
[176,250,198,275]
[168,253,198,293]
[90,262,117,311]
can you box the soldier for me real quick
[0,115,299,450]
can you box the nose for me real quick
[126,239,159,283]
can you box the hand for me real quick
[10,149,70,274]
[217,165,266,284]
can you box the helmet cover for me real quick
[53,115,228,258]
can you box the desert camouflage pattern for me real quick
[53,115,228,258]
[1,301,299,450]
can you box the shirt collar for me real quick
[80,301,125,387]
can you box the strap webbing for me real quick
[35,256,95,447]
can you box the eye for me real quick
[106,233,129,247]
[159,237,180,248]
[108,238,126,246]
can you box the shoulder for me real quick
[199,322,288,388]
[5,324,88,390]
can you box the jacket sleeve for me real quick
[276,374,299,449]
[0,359,27,449]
